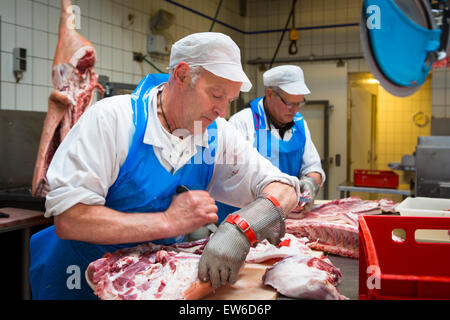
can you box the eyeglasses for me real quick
[273,91,307,109]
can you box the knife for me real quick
[298,196,311,203]
[0,212,10,218]
[176,185,218,233]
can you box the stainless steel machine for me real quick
[389,136,450,198]
[415,136,450,198]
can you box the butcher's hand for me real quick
[299,176,319,212]
[198,195,285,288]
[164,190,218,237]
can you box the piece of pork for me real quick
[286,197,398,258]
[31,0,104,198]
[262,255,348,300]
[86,242,214,300]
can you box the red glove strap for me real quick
[225,214,258,246]
[265,194,281,208]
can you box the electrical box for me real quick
[13,48,27,83]
[147,34,169,55]
[13,47,27,72]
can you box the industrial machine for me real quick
[389,136,450,198]
[415,136,450,197]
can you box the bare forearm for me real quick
[54,203,172,245]
[262,182,298,215]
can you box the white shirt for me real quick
[45,85,302,217]
[228,99,326,183]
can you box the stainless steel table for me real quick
[337,182,411,199]
[328,255,359,300]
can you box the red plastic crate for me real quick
[354,169,399,189]
[358,215,450,300]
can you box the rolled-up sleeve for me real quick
[208,118,301,208]
[45,96,133,217]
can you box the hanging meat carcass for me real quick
[31,0,104,198]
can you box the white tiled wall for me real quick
[1,0,448,121]
[431,68,450,118]
[0,0,245,111]
[244,0,367,102]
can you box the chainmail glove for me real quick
[198,195,285,288]
[299,176,319,212]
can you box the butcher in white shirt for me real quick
[29,32,301,299]
[228,65,325,214]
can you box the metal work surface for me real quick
[328,255,359,300]
[337,182,411,199]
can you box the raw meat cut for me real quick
[290,196,397,219]
[86,240,213,300]
[245,233,312,264]
[286,197,398,258]
[263,255,347,300]
[87,234,348,300]
[32,0,104,198]
[287,220,359,258]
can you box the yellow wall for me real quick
[348,73,432,201]
[376,76,432,174]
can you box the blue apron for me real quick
[29,73,217,300]
[216,97,307,218]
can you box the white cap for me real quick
[263,65,310,95]
[169,32,252,92]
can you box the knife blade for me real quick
[298,196,311,203]
[0,212,10,218]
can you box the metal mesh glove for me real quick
[198,222,250,288]
[235,194,286,246]
[299,176,319,211]
[198,195,285,288]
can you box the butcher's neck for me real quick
[157,86,185,139]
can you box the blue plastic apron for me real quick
[216,97,307,218]
[29,73,217,300]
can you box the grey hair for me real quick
[168,65,204,87]
[265,86,281,95]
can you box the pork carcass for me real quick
[86,240,213,300]
[286,197,398,258]
[31,0,104,198]
[262,255,347,300]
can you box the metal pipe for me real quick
[269,0,296,68]
[209,0,224,32]
[165,0,359,35]
[143,57,165,73]
[247,54,364,65]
